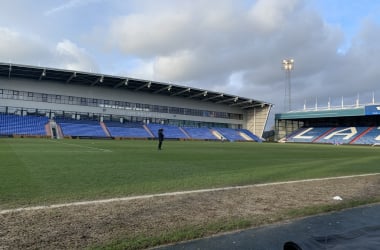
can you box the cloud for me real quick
[32,0,377,111]
[0,27,98,72]
[248,0,300,32]
[0,27,47,64]
[103,0,318,91]
[45,0,103,16]
[108,13,193,57]
[103,0,380,117]
[55,39,98,72]
[316,19,380,100]
[3,0,380,124]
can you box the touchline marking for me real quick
[3,150,108,153]
[1,173,379,215]
[47,140,112,152]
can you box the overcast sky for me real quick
[1,0,380,126]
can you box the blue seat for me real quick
[147,124,188,139]
[56,119,107,137]
[0,114,48,136]
[104,121,151,138]
[212,127,245,141]
[239,129,263,142]
[183,127,217,140]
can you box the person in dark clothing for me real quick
[158,128,164,150]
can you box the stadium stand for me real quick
[0,63,272,142]
[0,114,48,136]
[239,129,263,142]
[0,113,264,142]
[182,127,218,140]
[351,127,380,145]
[286,127,333,143]
[55,118,108,138]
[315,127,368,144]
[104,121,152,138]
[147,123,189,139]
[213,127,245,141]
[285,126,380,145]
[275,104,380,145]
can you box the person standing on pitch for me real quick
[158,128,164,150]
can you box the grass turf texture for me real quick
[95,198,380,250]
[1,138,380,209]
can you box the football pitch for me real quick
[1,138,380,210]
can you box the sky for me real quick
[1,0,380,128]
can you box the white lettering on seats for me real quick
[375,127,380,141]
[294,127,314,139]
[324,127,357,140]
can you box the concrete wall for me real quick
[0,78,245,126]
[244,105,271,137]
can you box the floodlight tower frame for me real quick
[282,59,294,112]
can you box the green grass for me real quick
[1,138,380,209]
[95,218,253,250]
[94,197,380,250]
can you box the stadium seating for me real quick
[0,113,263,142]
[239,129,263,142]
[315,127,368,144]
[182,127,218,140]
[0,114,48,136]
[212,127,245,141]
[104,121,152,138]
[350,127,380,145]
[147,123,188,139]
[286,126,380,145]
[55,118,107,137]
[286,127,333,143]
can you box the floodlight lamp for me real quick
[282,59,294,71]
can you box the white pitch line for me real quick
[47,140,112,152]
[1,172,379,215]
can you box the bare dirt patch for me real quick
[1,175,380,249]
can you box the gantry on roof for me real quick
[0,62,271,109]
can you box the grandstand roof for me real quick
[275,107,365,120]
[0,62,271,110]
